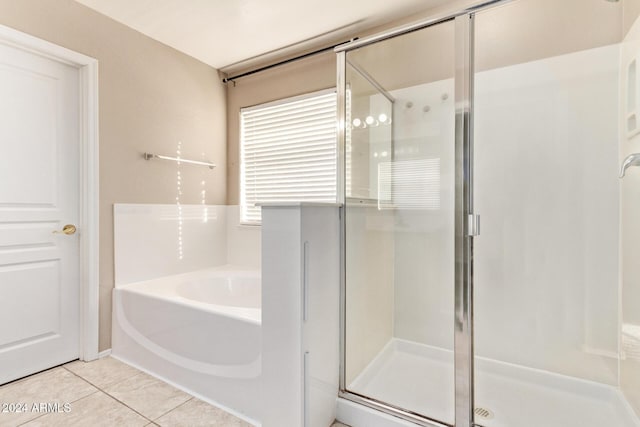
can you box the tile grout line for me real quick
[6,366,99,427]
[62,362,142,393]
[64,360,200,424]
[62,366,155,424]
[97,391,157,425]
[62,364,120,395]
[14,390,101,427]
[15,410,48,426]
[65,363,196,425]
[150,396,194,424]
[16,414,46,427]
[12,360,199,427]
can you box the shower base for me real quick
[343,339,640,427]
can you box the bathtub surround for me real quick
[114,204,226,285]
[112,203,261,423]
[0,0,227,352]
[113,204,260,285]
[226,205,262,268]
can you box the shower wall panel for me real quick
[621,8,640,417]
[345,206,395,385]
[474,44,620,384]
[391,80,455,351]
[389,44,620,386]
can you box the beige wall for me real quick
[0,0,226,351]
[345,0,622,93]
[625,0,640,36]
[474,0,622,71]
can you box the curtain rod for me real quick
[222,38,358,84]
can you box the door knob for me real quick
[52,224,77,235]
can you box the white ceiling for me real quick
[74,0,449,70]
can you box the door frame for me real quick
[0,24,100,362]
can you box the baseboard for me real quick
[98,349,112,358]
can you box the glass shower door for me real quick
[342,19,457,425]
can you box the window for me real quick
[240,89,337,224]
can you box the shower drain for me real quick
[474,407,494,419]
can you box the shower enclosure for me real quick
[337,0,639,426]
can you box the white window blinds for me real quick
[240,89,337,224]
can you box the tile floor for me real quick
[0,357,252,427]
[0,356,350,427]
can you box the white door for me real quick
[0,39,80,384]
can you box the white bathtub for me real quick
[112,267,261,424]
